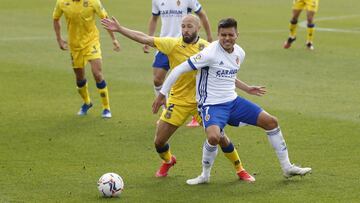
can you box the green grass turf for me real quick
[0,0,359,202]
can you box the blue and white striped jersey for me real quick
[187,41,246,106]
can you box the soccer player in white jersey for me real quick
[145,0,213,127]
[153,18,312,185]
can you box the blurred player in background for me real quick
[53,0,120,118]
[102,15,255,182]
[283,0,319,50]
[145,0,213,127]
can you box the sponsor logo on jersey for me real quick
[216,69,238,78]
[64,2,70,6]
[194,54,202,62]
[198,43,205,51]
[160,10,183,15]
[219,61,224,66]
[83,0,89,7]
[165,111,172,119]
[205,114,210,121]
[91,45,98,54]
[161,2,165,6]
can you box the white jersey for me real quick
[152,0,202,37]
[187,41,246,106]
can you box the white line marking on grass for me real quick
[299,15,360,33]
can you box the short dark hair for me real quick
[217,18,237,31]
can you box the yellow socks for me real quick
[221,143,244,172]
[289,20,298,38]
[96,80,110,110]
[77,79,91,104]
[156,143,172,163]
[306,23,315,43]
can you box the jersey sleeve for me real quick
[152,0,160,16]
[189,0,202,13]
[153,37,177,55]
[187,47,212,70]
[52,0,63,20]
[93,0,108,19]
[239,47,246,64]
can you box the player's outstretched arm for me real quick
[53,19,68,51]
[101,17,155,47]
[197,10,213,42]
[235,79,266,96]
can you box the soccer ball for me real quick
[97,172,124,197]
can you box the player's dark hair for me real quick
[217,18,237,31]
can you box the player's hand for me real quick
[113,39,121,52]
[207,35,213,43]
[152,93,166,114]
[247,86,266,96]
[143,44,150,53]
[57,38,68,50]
[101,16,121,32]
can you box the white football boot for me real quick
[283,164,312,178]
[186,175,210,185]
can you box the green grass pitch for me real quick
[0,0,359,202]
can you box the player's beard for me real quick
[183,32,198,44]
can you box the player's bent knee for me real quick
[290,19,298,24]
[154,140,165,149]
[258,112,279,130]
[266,115,278,130]
[207,135,220,146]
[153,78,164,87]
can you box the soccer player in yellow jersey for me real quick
[53,0,120,118]
[101,15,255,182]
[283,0,319,50]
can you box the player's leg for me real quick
[72,51,93,116]
[154,103,190,177]
[153,68,167,96]
[284,9,302,49]
[187,104,229,185]
[154,120,178,177]
[284,0,305,48]
[89,58,111,118]
[305,0,318,50]
[305,10,316,50]
[186,125,220,185]
[152,52,169,97]
[219,134,255,182]
[256,111,312,178]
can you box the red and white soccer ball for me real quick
[97,172,124,197]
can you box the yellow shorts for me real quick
[160,102,202,127]
[292,0,319,12]
[70,42,102,68]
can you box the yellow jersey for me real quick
[53,0,108,51]
[154,37,209,106]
